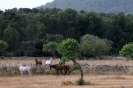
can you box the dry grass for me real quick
[1,57,133,66]
[112,75,126,79]
[62,80,74,85]
[128,71,133,75]
[0,74,133,88]
[0,58,133,88]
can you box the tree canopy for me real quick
[0,7,133,57]
[119,43,133,59]
[58,38,83,78]
[80,34,112,58]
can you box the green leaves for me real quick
[58,38,80,59]
[0,40,8,51]
[80,34,112,57]
[70,64,80,72]
[119,43,133,59]
[3,25,19,52]
[58,38,83,78]
[42,42,58,57]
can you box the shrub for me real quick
[75,77,95,85]
[76,77,85,85]
[119,43,133,59]
[0,56,4,59]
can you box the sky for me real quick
[0,0,54,11]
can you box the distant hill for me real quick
[38,0,133,14]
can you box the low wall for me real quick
[81,64,133,73]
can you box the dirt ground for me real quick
[0,74,133,88]
[0,58,133,88]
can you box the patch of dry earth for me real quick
[0,74,133,88]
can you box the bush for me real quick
[0,56,4,59]
[119,43,133,59]
[76,77,85,85]
[75,77,95,85]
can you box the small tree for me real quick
[0,40,8,56]
[119,43,133,60]
[58,38,84,78]
[42,42,58,57]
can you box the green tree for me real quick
[0,40,8,50]
[18,8,32,14]
[42,42,58,57]
[0,40,8,56]
[119,43,133,59]
[77,13,88,36]
[36,22,46,39]
[43,34,64,44]
[64,8,78,38]
[3,25,20,55]
[80,34,112,58]
[104,12,133,54]
[26,22,37,41]
[85,11,103,37]
[0,15,7,33]
[58,38,84,78]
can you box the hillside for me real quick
[38,0,133,14]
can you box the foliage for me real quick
[75,77,94,85]
[76,77,85,85]
[104,12,133,53]
[3,25,19,52]
[70,64,80,72]
[36,22,46,39]
[0,56,4,59]
[58,38,84,78]
[44,34,64,44]
[42,42,58,57]
[1,7,133,56]
[80,34,112,57]
[119,43,133,59]
[0,40,8,51]
[58,38,80,62]
[0,40,7,57]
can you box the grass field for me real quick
[0,57,133,88]
[0,74,133,88]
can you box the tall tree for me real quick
[0,15,7,32]
[3,25,20,55]
[85,11,103,37]
[104,12,133,54]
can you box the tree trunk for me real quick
[73,60,83,78]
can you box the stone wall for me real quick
[80,64,133,73]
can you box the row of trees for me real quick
[43,34,112,59]
[0,7,133,57]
